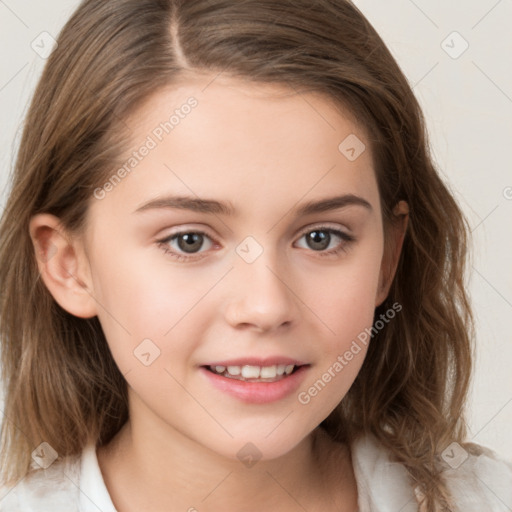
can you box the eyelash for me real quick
[156,226,355,262]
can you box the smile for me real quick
[200,363,310,404]
[207,364,297,382]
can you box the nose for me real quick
[223,252,299,333]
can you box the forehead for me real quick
[128,74,370,152]
[88,74,379,226]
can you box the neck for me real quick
[97,405,355,512]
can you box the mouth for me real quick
[200,361,310,404]
[203,363,305,383]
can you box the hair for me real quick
[0,0,480,509]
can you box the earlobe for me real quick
[29,214,98,319]
[375,201,409,307]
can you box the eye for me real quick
[295,226,355,256]
[157,230,215,261]
[157,226,355,262]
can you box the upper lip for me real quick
[202,357,309,367]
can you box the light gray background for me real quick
[1,1,511,460]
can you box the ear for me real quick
[29,214,98,318]
[375,200,409,307]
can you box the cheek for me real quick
[301,244,383,345]
[89,244,221,374]
[294,249,381,419]
[91,238,201,326]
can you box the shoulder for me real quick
[350,434,512,512]
[441,441,512,510]
[0,451,81,511]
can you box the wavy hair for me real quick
[0,1,477,509]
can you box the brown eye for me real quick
[176,233,205,253]
[296,227,354,254]
[158,230,215,260]
[305,230,331,251]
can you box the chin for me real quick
[204,427,311,464]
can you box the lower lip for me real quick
[200,365,309,404]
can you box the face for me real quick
[78,74,389,461]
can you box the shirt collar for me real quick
[350,434,420,512]
[79,443,118,512]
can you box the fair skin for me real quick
[30,74,408,512]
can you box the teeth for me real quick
[260,366,277,378]
[210,364,297,380]
[241,365,260,378]
[227,366,241,376]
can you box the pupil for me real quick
[308,230,330,251]
[178,233,203,253]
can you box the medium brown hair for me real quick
[0,1,477,509]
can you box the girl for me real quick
[0,1,510,511]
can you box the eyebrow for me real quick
[133,193,372,216]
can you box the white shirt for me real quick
[0,434,511,511]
